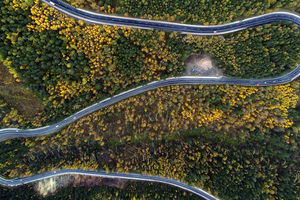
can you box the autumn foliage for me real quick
[0,1,299,199]
[0,0,299,125]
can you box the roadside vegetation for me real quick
[0,1,300,199]
[66,0,297,24]
[0,180,202,200]
[0,61,44,128]
[0,62,43,117]
[117,0,297,24]
[0,0,299,127]
[30,82,300,144]
[0,127,298,199]
[189,22,300,78]
[0,81,299,199]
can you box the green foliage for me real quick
[98,0,113,8]
[114,31,144,77]
[7,29,91,121]
[0,128,298,200]
[189,22,300,78]
[221,22,300,78]
[0,181,201,200]
[1,0,299,128]
[10,31,88,91]
[0,1,299,200]
[49,182,201,200]
[22,0,34,8]
[117,0,296,24]
[0,185,37,200]
[0,1,30,56]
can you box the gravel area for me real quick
[184,53,223,77]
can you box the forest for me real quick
[0,180,202,200]
[0,0,299,199]
[66,0,298,24]
[0,0,299,127]
[0,127,298,199]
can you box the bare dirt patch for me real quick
[184,53,223,77]
[35,174,127,197]
[0,62,44,117]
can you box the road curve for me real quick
[0,2,299,199]
[0,169,218,200]
[2,0,295,141]
[1,69,300,142]
[42,0,300,35]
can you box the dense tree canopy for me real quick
[0,181,201,200]
[0,128,298,199]
[114,31,145,77]
[0,0,299,126]
[116,0,296,24]
[0,1,299,199]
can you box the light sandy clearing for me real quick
[184,53,223,77]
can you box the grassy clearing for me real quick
[0,62,44,118]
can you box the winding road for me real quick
[0,169,216,200]
[1,1,300,199]
[43,0,300,35]
[1,72,300,142]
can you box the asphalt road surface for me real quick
[1,1,299,199]
[42,0,300,35]
[0,169,217,200]
[1,71,299,142]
